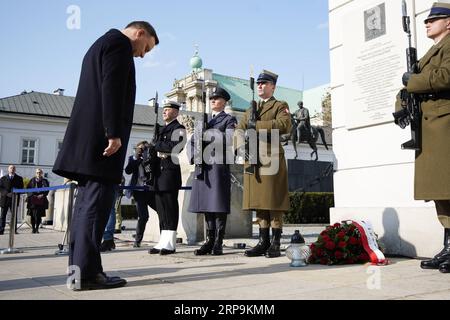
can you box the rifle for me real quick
[244,69,260,175]
[393,0,421,151]
[194,79,208,180]
[142,91,160,186]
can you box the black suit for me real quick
[52,29,136,281]
[0,174,24,233]
[154,119,185,231]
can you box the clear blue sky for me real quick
[0,0,330,105]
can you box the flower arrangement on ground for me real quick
[308,221,381,265]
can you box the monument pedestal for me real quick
[143,153,252,245]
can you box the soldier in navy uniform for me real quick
[148,101,186,255]
[53,21,159,290]
[188,87,237,255]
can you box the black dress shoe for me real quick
[133,241,141,248]
[439,260,450,273]
[100,239,116,252]
[421,252,450,269]
[160,248,176,255]
[148,248,160,254]
[114,229,122,234]
[71,273,126,291]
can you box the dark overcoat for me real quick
[188,111,237,214]
[53,29,136,184]
[153,119,186,192]
[26,177,50,217]
[402,34,450,200]
[0,174,24,208]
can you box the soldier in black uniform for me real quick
[148,101,186,255]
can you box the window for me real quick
[21,138,37,164]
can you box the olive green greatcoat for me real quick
[404,34,450,200]
[236,97,292,211]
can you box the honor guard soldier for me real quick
[148,101,186,255]
[395,2,450,273]
[188,87,237,255]
[236,70,293,258]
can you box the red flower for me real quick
[338,241,347,248]
[358,252,370,261]
[325,241,335,250]
[334,251,344,259]
[310,243,316,250]
[333,223,341,228]
[346,258,356,264]
[315,248,324,257]
[321,234,331,242]
[349,237,358,245]
[337,231,346,239]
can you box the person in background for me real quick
[125,141,157,248]
[100,176,125,251]
[26,168,50,233]
[0,165,24,235]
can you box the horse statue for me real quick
[281,114,328,161]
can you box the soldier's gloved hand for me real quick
[402,72,412,86]
[247,119,257,129]
[393,108,410,129]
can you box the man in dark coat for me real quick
[148,101,186,255]
[0,165,24,235]
[188,87,237,255]
[124,140,156,248]
[53,21,159,290]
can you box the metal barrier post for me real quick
[55,182,75,255]
[1,193,23,254]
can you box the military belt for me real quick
[419,92,450,101]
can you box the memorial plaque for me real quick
[344,0,408,129]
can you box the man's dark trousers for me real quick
[69,179,115,280]
[0,203,17,234]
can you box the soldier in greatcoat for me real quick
[188,87,237,255]
[395,3,450,273]
[236,70,293,258]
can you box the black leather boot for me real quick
[245,228,270,257]
[265,228,282,258]
[194,229,216,256]
[421,228,450,269]
[134,218,146,248]
[100,239,116,252]
[212,230,225,255]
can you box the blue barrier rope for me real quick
[13,184,192,194]
[13,184,72,194]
